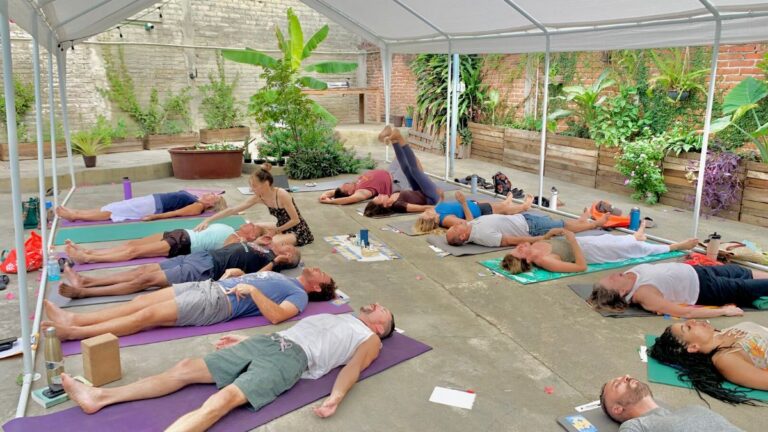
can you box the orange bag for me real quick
[0,231,43,274]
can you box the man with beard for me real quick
[599,375,742,431]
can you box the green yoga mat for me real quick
[479,250,685,284]
[645,334,768,401]
[54,216,246,245]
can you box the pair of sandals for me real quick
[454,175,494,190]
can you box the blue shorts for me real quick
[522,213,564,236]
[160,252,214,284]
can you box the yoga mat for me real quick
[557,408,619,432]
[60,301,353,356]
[387,218,425,236]
[59,211,215,227]
[645,334,768,401]
[59,254,166,272]
[4,332,431,432]
[54,215,246,245]
[48,286,150,309]
[355,205,415,218]
[426,234,513,256]
[569,284,759,318]
[480,250,686,285]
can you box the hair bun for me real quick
[260,162,272,172]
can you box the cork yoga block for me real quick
[81,333,122,387]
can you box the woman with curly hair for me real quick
[649,320,768,405]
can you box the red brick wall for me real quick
[366,52,418,122]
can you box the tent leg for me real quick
[47,35,58,208]
[444,50,453,181]
[56,49,77,190]
[449,53,459,179]
[538,36,551,206]
[381,46,392,162]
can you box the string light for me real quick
[158,7,163,19]
[117,26,123,38]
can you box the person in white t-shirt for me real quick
[590,262,768,318]
[58,303,395,431]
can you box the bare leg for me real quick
[55,206,112,222]
[669,238,699,251]
[41,298,178,340]
[69,241,171,264]
[490,194,533,215]
[59,269,169,298]
[563,213,609,233]
[62,358,214,414]
[45,288,175,326]
[66,264,160,288]
[166,385,248,432]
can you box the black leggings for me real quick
[392,143,440,205]
[694,265,768,307]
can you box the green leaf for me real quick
[722,77,768,114]
[304,61,358,74]
[309,100,337,124]
[303,25,328,60]
[753,122,768,138]
[731,103,759,123]
[287,8,304,71]
[299,76,328,90]
[221,49,277,69]
[274,26,288,61]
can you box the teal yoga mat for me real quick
[54,216,246,245]
[479,250,685,284]
[645,334,768,401]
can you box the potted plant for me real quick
[404,106,414,127]
[648,48,708,102]
[198,53,248,143]
[168,143,243,179]
[71,127,111,168]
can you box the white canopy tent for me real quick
[2,0,768,419]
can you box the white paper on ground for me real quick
[575,400,601,412]
[429,386,476,410]
[639,345,648,363]
[237,186,254,195]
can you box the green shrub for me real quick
[286,141,374,179]
[589,86,649,147]
[616,134,667,204]
[199,53,242,130]
[0,76,35,142]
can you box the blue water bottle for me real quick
[629,207,641,231]
[359,229,369,247]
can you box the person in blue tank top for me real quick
[413,190,534,234]
[55,190,226,222]
[41,267,338,342]
[63,222,265,264]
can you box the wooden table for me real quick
[302,87,381,124]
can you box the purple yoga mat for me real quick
[61,301,353,356]
[58,253,166,271]
[4,333,430,432]
[59,211,215,227]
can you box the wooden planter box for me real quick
[143,132,199,150]
[544,135,598,188]
[596,146,632,196]
[105,137,144,154]
[468,122,504,164]
[168,147,243,179]
[661,152,745,221]
[0,141,67,161]
[199,126,250,144]
[740,161,768,227]
[502,128,540,174]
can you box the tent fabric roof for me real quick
[301,0,768,53]
[9,0,161,52]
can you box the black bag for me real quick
[492,172,512,196]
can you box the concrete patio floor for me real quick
[0,125,766,431]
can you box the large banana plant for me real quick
[710,76,768,163]
[554,69,615,131]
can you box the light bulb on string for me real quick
[158,7,163,19]
[118,26,123,38]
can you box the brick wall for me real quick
[365,52,418,122]
[0,0,364,137]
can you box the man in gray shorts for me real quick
[600,375,742,431]
[59,303,395,431]
[57,239,300,298]
[43,267,337,341]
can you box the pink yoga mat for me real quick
[58,253,166,272]
[4,332,430,432]
[61,301,353,356]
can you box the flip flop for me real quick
[57,257,74,272]
[0,274,9,291]
[643,217,657,228]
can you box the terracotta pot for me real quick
[168,147,243,179]
[82,155,97,168]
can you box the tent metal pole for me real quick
[449,53,459,178]
[692,1,722,237]
[56,49,77,189]
[47,34,59,209]
[444,48,453,181]
[32,21,49,275]
[381,45,391,162]
[0,0,34,417]
[538,35,551,206]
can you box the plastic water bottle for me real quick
[47,249,60,282]
[629,207,641,231]
[706,232,721,261]
[470,175,478,194]
[549,187,559,210]
[122,177,132,200]
[43,327,65,396]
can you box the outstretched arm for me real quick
[144,202,205,221]
[320,190,372,205]
[314,336,381,418]
[194,197,259,231]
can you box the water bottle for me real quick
[359,229,369,248]
[43,327,65,397]
[549,187,559,211]
[629,207,641,231]
[470,175,478,194]
[706,232,721,261]
[122,177,132,200]
[47,249,60,282]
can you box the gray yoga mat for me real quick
[426,234,514,256]
[387,218,424,236]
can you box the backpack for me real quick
[492,172,512,196]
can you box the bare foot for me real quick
[41,320,75,341]
[59,282,85,299]
[55,206,75,221]
[44,299,76,326]
[377,125,392,143]
[62,373,106,414]
[593,213,610,227]
[62,264,84,289]
[389,128,405,145]
[64,240,85,252]
[522,194,534,210]
[679,238,699,250]
[633,220,647,241]
[66,246,89,265]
